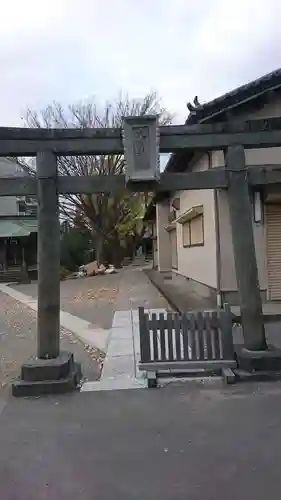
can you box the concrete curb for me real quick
[144,269,181,312]
[144,269,248,324]
[0,284,111,353]
[81,307,166,392]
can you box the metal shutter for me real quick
[266,203,281,300]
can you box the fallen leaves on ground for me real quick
[0,293,104,390]
[72,287,118,303]
[60,328,105,369]
[83,344,105,368]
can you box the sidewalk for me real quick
[146,268,281,324]
[82,266,171,391]
[82,307,167,392]
[145,268,216,312]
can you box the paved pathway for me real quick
[0,266,171,392]
[82,267,171,390]
[82,307,167,391]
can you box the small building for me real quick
[0,159,37,282]
[145,68,281,306]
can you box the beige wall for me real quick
[152,221,158,268]
[215,188,267,291]
[212,96,281,292]
[156,201,172,272]
[170,154,217,289]
[155,95,281,294]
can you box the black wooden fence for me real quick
[138,304,236,372]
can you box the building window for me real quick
[17,196,37,217]
[182,214,204,247]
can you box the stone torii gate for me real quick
[2,115,281,395]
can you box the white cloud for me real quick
[0,0,280,126]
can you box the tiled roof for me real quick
[166,67,281,174]
[186,68,281,125]
[145,67,281,216]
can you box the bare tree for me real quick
[20,92,172,265]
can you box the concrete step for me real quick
[12,362,82,397]
[0,269,22,283]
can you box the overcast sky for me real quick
[1,0,281,128]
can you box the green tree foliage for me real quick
[60,226,93,272]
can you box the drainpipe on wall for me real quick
[207,152,222,308]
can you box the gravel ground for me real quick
[0,292,102,396]
[1,266,170,396]
[11,266,171,326]
[115,266,172,311]
[12,272,122,329]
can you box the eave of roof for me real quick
[166,67,281,175]
[186,67,281,126]
[0,218,38,238]
[147,67,281,211]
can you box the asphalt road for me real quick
[1,381,281,499]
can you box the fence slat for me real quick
[167,312,174,361]
[151,313,159,361]
[204,312,213,360]
[211,311,221,359]
[140,305,235,367]
[174,313,181,360]
[139,307,151,363]
[148,318,176,329]
[159,312,166,361]
[188,313,197,360]
[220,303,235,360]
[196,312,205,360]
[181,313,190,360]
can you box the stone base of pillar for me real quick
[234,368,281,383]
[236,345,281,372]
[12,351,82,397]
[19,272,30,284]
